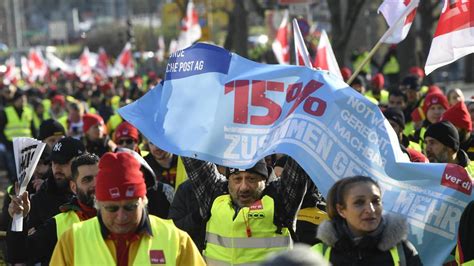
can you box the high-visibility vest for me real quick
[175,156,188,190]
[296,207,329,225]
[404,121,415,138]
[73,216,179,265]
[407,141,422,152]
[312,242,405,266]
[4,106,33,141]
[106,113,123,135]
[382,55,400,75]
[465,162,474,178]
[365,90,389,106]
[353,52,371,74]
[54,211,80,238]
[204,195,291,265]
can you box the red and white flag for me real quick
[45,52,73,74]
[76,47,94,82]
[313,30,342,79]
[113,42,135,78]
[177,0,201,50]
[156,36,166,63]
[3,57,20,85]
[24,48,48,83]
[378,0,419,44]
[96,47,110,78]
[272,10,290,64]
[292,18,312,67]
[425,0,474,75]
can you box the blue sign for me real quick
[119,43,474,265]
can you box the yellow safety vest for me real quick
[465,162,474,178]
[54,211,80,238]
[106,113,123,135]
[4,106,33,141]
[312,242,404,265]
[382,55,400,75]
[353,52,371,74]
[365,90,389,106]
[204,195,291,265]
[407,141,422,152]
[175,156,188,190]
[73,216,179,265]
[404,121,415,138]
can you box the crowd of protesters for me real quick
[0,60,473,265]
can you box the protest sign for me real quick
[11,137,46,232]
[119,43,474,265]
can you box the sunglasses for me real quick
[102,201,140,213]
[118,139,136,145]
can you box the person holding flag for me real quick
[6,153,99,265]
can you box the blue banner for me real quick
[119,43,474,265]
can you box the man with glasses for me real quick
[6,153,99,264]
[50,152,205,265]
[114,121,140,152]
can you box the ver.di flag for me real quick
[119,43,473,265]
[425,0,474,75]
[313,30,343,79]
[378,0,419,44]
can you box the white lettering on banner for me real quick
[347,96,386,131]
[391,190,462,240]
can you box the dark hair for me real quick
[326,176,381,219]
[70,153,99,181]
[389,89,407,102]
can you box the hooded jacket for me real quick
[316,214,422,266]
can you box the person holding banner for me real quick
[181,155,308,265]
[50,152,205,265]
[312,176,422,265]
[456,200,474,265]
[27,137,86,230]
[6,153,99,264]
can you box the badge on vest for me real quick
[250,200,263,210]
[149,250,166,264]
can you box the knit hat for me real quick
[371,73,384,89]
[50,137,86,164]
[409,66,425,78]
[227,159,268,180]
[427,85,443,95]
[401,75,421,91]
[423,93,449,115]
[38,119,66,140]
[350,75,365,88]
[12,90,25,102]
[114,121,139,142]
[96,152,146,201]
[82,113,105,133]
[340,67,352,81]
[383,107,405,128]
[425,121,460,152]
[441,101,472,132]
[51,95,66,107]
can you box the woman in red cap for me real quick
[50,152,205,265]
[82,113,116,157]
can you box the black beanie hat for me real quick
[383,107,405,129]
[350,75,366,88]
[401,75,421,91]
[226,159,268,180]
[425,121,460,151]
[38,119,66,140]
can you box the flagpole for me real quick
[347,0,419,84]
[292,18,312,68]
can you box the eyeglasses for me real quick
[102,201,140,213]
[118,139,136,145]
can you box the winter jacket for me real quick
[457,200,474,264]
[168,179,206,252]
[315,214,422,266]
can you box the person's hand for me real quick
[31,179,44,192]
[8,190,30,218]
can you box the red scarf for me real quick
[76,201,97,221]
[109,232,140,266]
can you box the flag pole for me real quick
[347,0,419,84]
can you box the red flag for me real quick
[76,47,93,82]
[272,10,290,64]
[25,48,48,83]
[425,0,474,75]
[113,42,135,78]
[3,57,19,85]
[378,0,419,44]
[96,47,110,78]
[313,30,342,79]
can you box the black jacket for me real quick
[168,179,205,252]
[457,200,474,264]
[316,214,422,266]
[6,198,84,265]
[27,176,73,230]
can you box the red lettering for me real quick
[250,80,282,125]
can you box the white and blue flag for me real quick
[119,43,473,265]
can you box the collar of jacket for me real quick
[317,213,408,251]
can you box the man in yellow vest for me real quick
[182,156,309,265]
[6,153,99,264]
[50,152,205,265]
[0,89,35,181]
[424,121,474,175]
